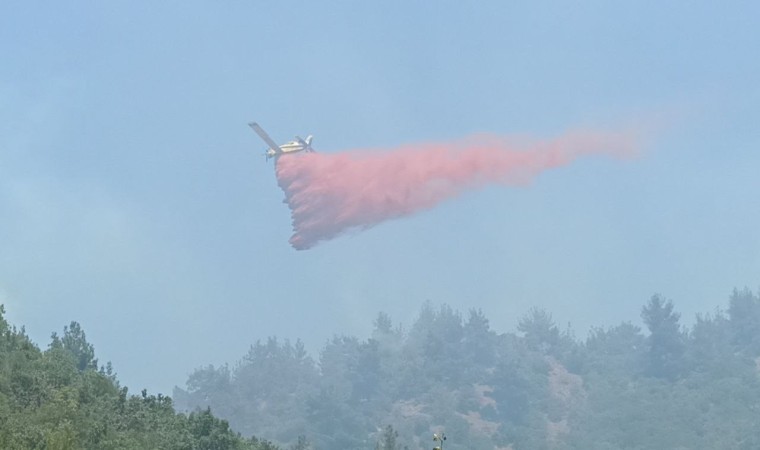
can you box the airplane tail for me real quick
[305,135,314,152]
[296,135,315,152]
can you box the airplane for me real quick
[248,122,314,161]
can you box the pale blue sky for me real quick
[1,1,758,394]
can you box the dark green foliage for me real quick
[0,306,278,450]
[584,321,645,378]
[462,309,496,371]
[177,288,760,450]
[6,283,760,450]
[641,295,686,379]
[55,321,98,372]
[178,337,318,442]
[7,285,760,449]
[176,303,555,450]
[728,287,760,354]
[565,292,760,449]
[518,308,561,353]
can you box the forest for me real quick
[3,287,760,449]
[174,288,760,450]
[0,305,280,450]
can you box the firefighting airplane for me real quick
[248,122,314,161]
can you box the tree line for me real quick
[4,286,760,449]
[175,288,760,450]
[0,305,281,450]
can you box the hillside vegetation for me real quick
[175,289,760,450]
[0,306,279,450]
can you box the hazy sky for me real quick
[2,1,758,394]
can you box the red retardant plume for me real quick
[275,130,636,250]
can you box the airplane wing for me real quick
[248,122,281,152]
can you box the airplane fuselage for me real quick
[268,140,309,158]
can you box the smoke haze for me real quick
[275,129,636,250]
